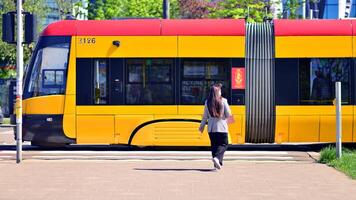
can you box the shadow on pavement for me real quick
[134,168,217,172]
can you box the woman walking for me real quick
[199,83,233,170]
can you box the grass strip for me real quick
[2,118,10,125]
[319,146,356,179]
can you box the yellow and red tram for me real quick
[21,19,356,147]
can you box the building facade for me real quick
[44,0,88,27]
[323,0,356,18]
[274,0,355,19]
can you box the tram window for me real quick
[93,60,108,104]
[181,59,230,105]
[125,59,174,105]
[43,70,55,85]
[28,43,69,96]
[299,58,351,105]
[56,71,64,85]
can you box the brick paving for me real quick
[0,128,14,145]
[0,160,355,200]
[0,150,315,162]
[1,128,355,200]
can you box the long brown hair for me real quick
[207,83,223,118]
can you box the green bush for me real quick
[319,146,337,164]
[3,118,10,124]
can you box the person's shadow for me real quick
[134,168,217,172]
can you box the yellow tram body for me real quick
[21,19,356,146]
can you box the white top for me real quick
[199,98,232,133]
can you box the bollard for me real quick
[335,82,342,159]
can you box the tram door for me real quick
[109,59,124,105]
[76,58,124,144]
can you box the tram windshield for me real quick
[26,37,70,98]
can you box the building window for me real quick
[323,4,338,19]
[181,59,230,105]
[125,59,174,105]
[299,58,351,105]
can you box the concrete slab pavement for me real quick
[0,150,315,162]
[0,128,14,145]
[0,160,355,200]
[1,127,354,199]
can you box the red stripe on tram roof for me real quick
[41,19,246,36]
[41,20,162,36]
[41,20,78,36]
[350,20,356,35]
[42,19,356,37]
[274,19,352,36]
[161,19,245,36]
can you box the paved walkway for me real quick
[0,159,355,200]
[0,150,316,162]
[1,129,355,199]
[0,128,14,145]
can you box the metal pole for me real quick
[163,0,170,19]
[306,0,310,18]
[302,1,306,19]
[336,82,342,159]
[16,0,24,164]
[309,9,313,19]
[339,0,346,19]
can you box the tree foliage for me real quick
[87,0,275,21]
[55,0,73,19]
[0,0,49,78]
[283,0,302,19]
[175,0,275,21]
[88,0,179,20]
[178,0,215,19]
[209,0,272,23]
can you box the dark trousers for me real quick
[208,132,228,166]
